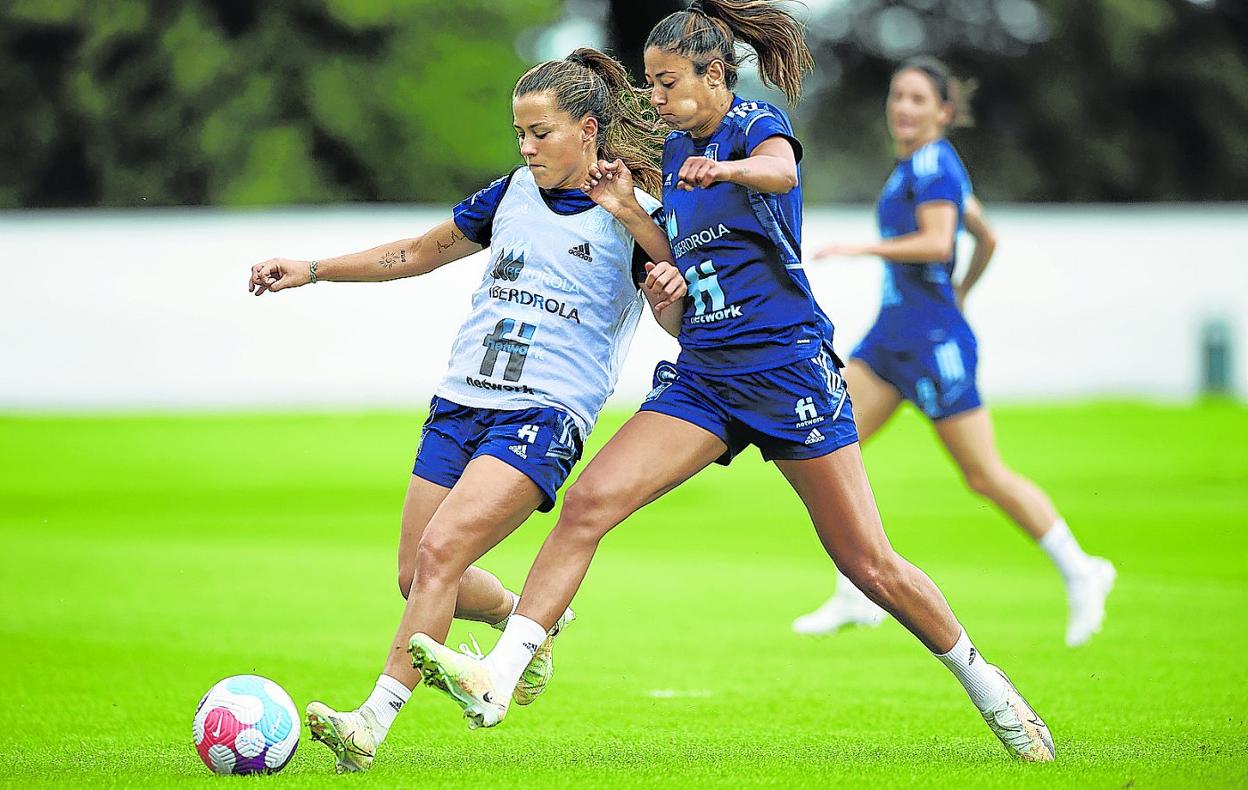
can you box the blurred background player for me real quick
[247,48,684,772]
[410,0,1054,762]
[800,58,1115,647]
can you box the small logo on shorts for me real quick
[509,444,529,459]
[795,396,823,428]
[804,428,825,445]
[518,424,539,443]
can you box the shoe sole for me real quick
[408,639,498,729]
[305,704,368,773]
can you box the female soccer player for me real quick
[410,1,1055,762]
[794,58,1114,647]
[247,49,685,772]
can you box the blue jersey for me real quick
[661,96,833,375]
[874,138,972,333]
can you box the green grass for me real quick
[1,402,1246,788]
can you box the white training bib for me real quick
[436,167,660,436]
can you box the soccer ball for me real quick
[193,675,299,775]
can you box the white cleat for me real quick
[792,591,887,635]
[514,608,575,706]
[981,668,1055,762]
[1065,557,1116,647]
[305,701,378,773]
[409,633,508,729]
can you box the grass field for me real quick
[2,401,1246,788]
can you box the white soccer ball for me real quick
[193,675,299,774]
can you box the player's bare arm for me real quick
[247,218,481,295]
[955,195,997,308]
[813,202,957,262]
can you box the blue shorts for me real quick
[412,397,583,512]
[638,350,859,465]
[853,325,982,421]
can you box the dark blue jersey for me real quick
[661,96,833,375]
[874,138,971,332]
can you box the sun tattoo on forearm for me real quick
[379,249,406,269]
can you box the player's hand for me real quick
[642,260,685,313]
[248,258,311,295]
[582,158,636,216]
[676,156,729,191]
[812,243,869,260]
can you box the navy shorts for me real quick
[412,397,583,512]
[853,325,982,421]
[637,350,859,465]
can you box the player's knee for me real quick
[963,466,1003,498]
[413,531,470,587]
[558,478,625,543]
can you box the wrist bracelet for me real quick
[309,260,318,284]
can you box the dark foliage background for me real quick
[2,0,1244,207]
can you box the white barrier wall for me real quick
[0,204,1244,412]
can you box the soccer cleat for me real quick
[514,608,575,706]
[305,701,377,773]
[792,590,887,635]
[409,633,509,729]
[980,668,1055,762]
[1065,557,1117,647]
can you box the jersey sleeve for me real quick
[452,170,516,246]
[630,189,665,286]
[741,106,804,163]
[911,146,963,207]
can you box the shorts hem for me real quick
[474,447,561,513]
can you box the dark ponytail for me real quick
[645,0,815,105]
[513,48,666,195]
[896,57,977,129]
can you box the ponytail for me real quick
[645,0,815,105]
[513,48,665,195]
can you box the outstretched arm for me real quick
[247,218,482,295]
[814,202,957,264]
[955,196,996,309]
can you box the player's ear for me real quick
[705,58,726,89]
[580,114,599,146]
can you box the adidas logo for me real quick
[388,699,403,713]
[804,428,825,445]
[567,242,592,262]
[523,641,541,653]
[509,444,528,459]
[968,646,977,666]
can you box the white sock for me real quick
[358,674,411,743]
[1039,518,1092,582]
[935,629,1008,711]
[490,592,520,632]
[484,614,547,693]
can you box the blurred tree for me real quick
[607,0,1248,202]
[1,0,1244,206]
[0,0,559,208]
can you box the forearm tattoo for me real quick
[435,228,465,254]
[379,249,406,269]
